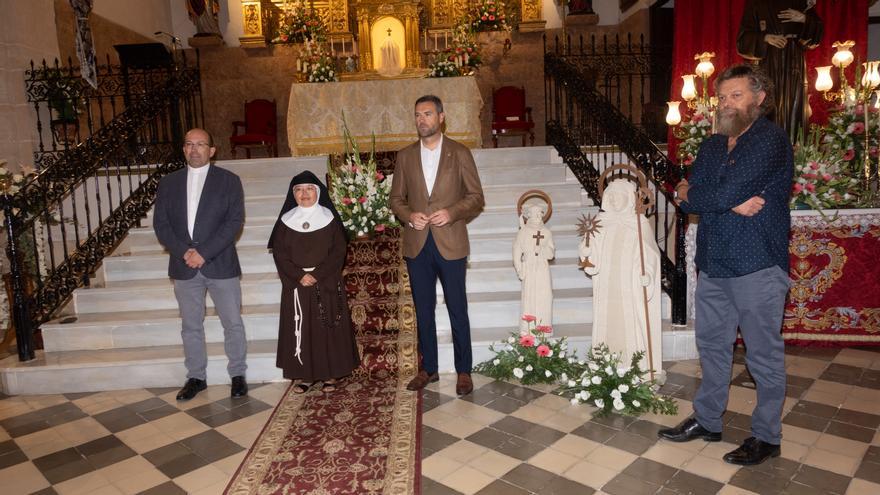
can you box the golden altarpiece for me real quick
[237,0,546,75]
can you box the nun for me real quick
[268,171,360,393]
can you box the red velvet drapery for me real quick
[667,0,869,163]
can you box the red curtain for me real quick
[667,0,869,162]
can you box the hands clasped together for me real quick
[764,9,807,48]
[409,209,452,230]
[184,248,205,269]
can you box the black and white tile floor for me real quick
[1,345,878,494]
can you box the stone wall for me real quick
[0,0,60,170]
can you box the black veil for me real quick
[267,170,347,249]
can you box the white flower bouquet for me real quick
[473,315,579,385]
[427,60,460,78]
[328,120,397,238]
[558,343,677,417]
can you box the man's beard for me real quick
[715,103,761,137]
[417,123,439,138]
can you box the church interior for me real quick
[0,0,879,493]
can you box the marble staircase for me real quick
[0,146,695,394]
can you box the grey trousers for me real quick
[693,265,790,444]
[173,272,247,381]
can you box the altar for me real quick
[287,76,483,155]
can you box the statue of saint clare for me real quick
[737,0,823,142]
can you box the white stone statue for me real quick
[377,30,402,77]
[513,205,555,332]
[579,179,662,374]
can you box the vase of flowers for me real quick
[473,315,579,385]
[427,60,459,78]
[791,128,860,211]
[328,121,397,238]
[822,102,879,182]
[558,343,677,417]
[273,0,326,43]
[674,103,713,177]
[299,39,337,83]
[470,0,511,32]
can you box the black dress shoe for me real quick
[231,376,248,398]
[723,437,780,465]
[176,378,207,401]
[658,417,722,442]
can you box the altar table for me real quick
[287,76,483,156]
[685,209,880,346]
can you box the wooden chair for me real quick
[491,86,535,147]
[230,99,278,158]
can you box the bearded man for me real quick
[658,65,793,466]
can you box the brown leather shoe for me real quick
[406,370,439,391]
[456,373,474,395]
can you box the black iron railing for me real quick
[543,41,687,325]
[3,54,203,361]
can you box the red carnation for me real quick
[358,196,367,204]
[522,314,537,322]
[519,334,536,347]
[536,345,551,357]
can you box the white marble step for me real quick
[3,322,697,395]
[118,204,593,255]
[47,287,595,353]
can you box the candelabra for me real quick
[666,52,718,176]
[814,40,880,195]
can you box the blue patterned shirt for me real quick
[680,117,793,278]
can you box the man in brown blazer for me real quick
[390,95,485,395]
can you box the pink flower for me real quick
[481,15,487,21]
[375,171,385,180]
[822,173,832,181]
[536,345,551,357]
[849,122,865,135]
[280,34,289,42]
[521,314,537,322]
[792,183,804,193]
[870,147,879,157]
[375,224,386,232]
[358,196,367,204]
[342,197,353,205]
[489,15,495,21]
[802,173,817,180]
[809,161,819,170]
[536,325,552,333]
[351,165,359,173]
[519,334,535,347]
[683,156,694,166]
[843,149,856,161]
[806,183,816,192]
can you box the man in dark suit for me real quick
[154,128,248,400]
[390,95,485,396]
[658,65,792,466]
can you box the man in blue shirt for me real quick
[658,65,793,466]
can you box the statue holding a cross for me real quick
[513,202,556,332]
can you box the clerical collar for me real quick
[187,164,211,174]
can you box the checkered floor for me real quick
[1,346,879,494]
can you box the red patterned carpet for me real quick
[224,229,420,494]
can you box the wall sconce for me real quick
[815,66,833,92]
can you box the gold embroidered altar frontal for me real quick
[287,76,483,155]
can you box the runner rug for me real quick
[224,229,421,494]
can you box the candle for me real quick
[297,59,302,72]
[433,33,438,52]
[424,31,427,50]
[444,31,448,49]
[464,52,469,65]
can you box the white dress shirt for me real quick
[186,164,210,238]
[419,134,443,195]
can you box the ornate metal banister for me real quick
[544,44,688,325]
[3,56,202,360]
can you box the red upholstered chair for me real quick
[230,99,278,158]
[491,86,535,147]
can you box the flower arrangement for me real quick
[427,60,459,78]
[791,128,860,210]
[558,343,677,417]
[821,102,879,180]
[675,103,713,170]
[473,315,578,385]
[469,0,511,32]
[273,0,326,43]
[328,120,397,238]
[440,21,482,75]
[299,39,337,83]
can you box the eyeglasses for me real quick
[184,142,211,149]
